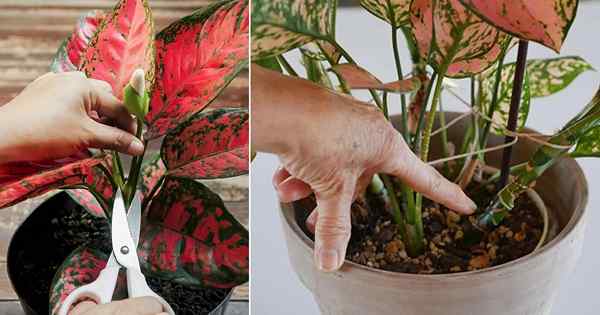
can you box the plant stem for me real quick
[125,117,146,207]
[412,72,438,152]
[276,55,299,77]
[391,26,409,141]
[498,40,529,189]
[419,71,446,161]
[480,49,507,149]
[438,96,450,175]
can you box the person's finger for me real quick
[313,179,355,272]
[277,177,312,202]
[306,209,318,234]
[273,166,313,202]
[85,120,144,156]
[381,134,476,214]
[104,297,164,315]
[88,79,137,135]
[272,166,291,187]
[68,300,97,315]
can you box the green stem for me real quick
[480,48,506,150]
[412,72,438,152]
[391,26,409,141]
[276,55,299,77]
[438,95,450,175]
[111,151,125,191]
[420,70,446,162]
[124,117,146,207]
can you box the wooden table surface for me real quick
[0,1,249,313]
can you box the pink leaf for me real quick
[138,176,248,288]
[460,0,578,52]
[66,189,108,218]
[145,0,249,139]
[410,0,510,77]
[81,0,155,99]
[49,247,108,315]
[161,109,249,179]
[331,63,421,93]
[0,155,113,209]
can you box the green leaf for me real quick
[360,0,410,27]
[253,57,283,73]
[251,0,337,59]
[571,127,600,158]
[479,62,531,135]
[526,56,594,98]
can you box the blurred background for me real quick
[0,1,248,314]
[251,1,600,315]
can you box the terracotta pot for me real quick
[279,113,588,315]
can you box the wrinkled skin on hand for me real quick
[252,66,476,272]
[0,72,143,163]
[69,297,168,315]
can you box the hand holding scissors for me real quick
[59,189,175,315]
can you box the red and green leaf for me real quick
[251,0,336,60]
[49,247,108,315]
[459,0,579,53]
[360,0,411,27]
[51,10,106,73]
[161,109,249,180]
[66,188,110,218]
[81,0,155,99]
[138,176,248,288]
[0,155,114,209]
[330,63,421,93]
[139,153,166,200]
[410,0,510,78]
[145,0,249,140]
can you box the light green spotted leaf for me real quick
[360,0,411,27]
[251,0,336,59]
[571,127,600,158]
[479,62,531,135]
[527,56,594,98]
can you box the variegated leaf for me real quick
[0,155,114,209]
[301,45,335,88]
[66,189,108,218]
[145,0,249,139]
[410,0,510,77]
[479,62,531,135]
[81,0,155,99]
[139,176,248,288]
[49,247,108,315]
[330,63,420,93]
[360,0,411,27]
[571,127,600,158]
[251,0,336,59]
[51,11,105,73]
[527,56,593,98]
[161,109,249,179]
[459,0,579,52]
[139,153,166,201]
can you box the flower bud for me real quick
[123,69,149,118]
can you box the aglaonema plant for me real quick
[251,0,597,258]
[0,0,249,313]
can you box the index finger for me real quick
[88,79,137,135]
[381,136,477,214]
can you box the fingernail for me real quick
[129,139,145,155]
[317,248,341,272]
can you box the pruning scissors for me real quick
[59,189,175,315]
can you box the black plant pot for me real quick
[7,192,232,315]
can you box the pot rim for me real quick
[280,150,588,282]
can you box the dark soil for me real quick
[296,178,544,274]
[10,193,229,315]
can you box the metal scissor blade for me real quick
[127,191,142,247]
[112,189,141,270]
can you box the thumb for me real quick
[85,120,145,156]
[313,180,355,272]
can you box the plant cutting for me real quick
[252,0,596,314]
[0,0,249,314]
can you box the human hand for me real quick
[68,297,168,315]
[255,69,476,272]
[0,71,144,163]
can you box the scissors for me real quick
[59,189,175,315]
